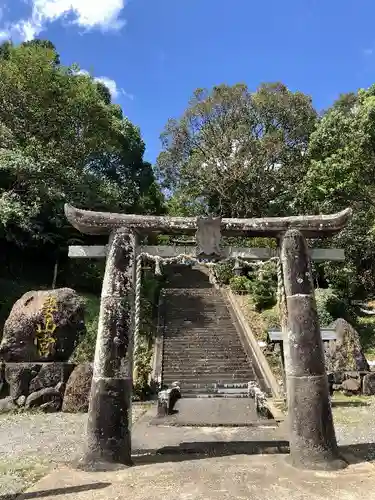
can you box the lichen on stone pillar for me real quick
[80,228,136,470]
[281,229,346,471]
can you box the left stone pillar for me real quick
[81,228,136,469]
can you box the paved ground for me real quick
[15,454,375,500]
[149,398,266,427]
[0,398,375,499]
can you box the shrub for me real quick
[214,261,234,285]
[314,288,348,326]
[62,259,105,295]
[247,261,278,312]
[261,306,280,329]
[229,276,251,294]
[133,341,154,401]
[70,293,100,362]
[249,278,277,311]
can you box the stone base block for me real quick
[83,376,133,467]
[288,374,347,471]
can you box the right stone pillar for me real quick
[280,229,347,471]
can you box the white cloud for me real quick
[95,76,122,99]
[1,0,126,41]
[75,71,134,101]
[364,48,374,56]
[95,76,134,101]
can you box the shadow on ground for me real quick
[131,441,375,466]
[133,439,290,466]
[0,482,111,500]
[332,401,370,408]
[339,442,375,462]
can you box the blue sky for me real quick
[1,0,375,164]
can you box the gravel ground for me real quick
[0,399,374,499]
[0,404,150,499]
[332,397,375,460]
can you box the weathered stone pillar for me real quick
[281,229,346,471]
[81,228,135,469]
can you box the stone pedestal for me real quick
[281,229,346,471]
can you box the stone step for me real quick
[182,387,250,395]
[163,359,252,366]
[163,348,246,354]
[164,322,236,328]
[165,326,238,330]
[164,326,238,332]
[181,393,251,398]
[163,359,251,366]
[162,368,255,375]
[163,333,241,339]
[164,383,252,389]
[180,382,251,389]
[162,376,255,384]
[163,367,252,374]
[163,338,243,344]
[163,362,251,369]
[163,354,250,360]
[163,380,256,394]
[163,343,244,349]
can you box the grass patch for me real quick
[0,457,51,499]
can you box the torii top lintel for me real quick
[64,204,352,238]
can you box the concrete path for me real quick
[133,406,287,455]
[16,453,375,500]
[149,397,268,427]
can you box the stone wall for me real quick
[328,370,375,396]
[0,362,92,413]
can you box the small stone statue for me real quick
[157,381,181,417]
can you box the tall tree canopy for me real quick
[297,84,375,297]
[157,82,317,217]
[0,40,164,247]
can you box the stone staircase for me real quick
[161,264,265,398]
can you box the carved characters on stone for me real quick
[35,296,58,357]
[195,216,222,260]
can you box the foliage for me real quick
[214,260,235,285]
[249,278,277,311]
[70,293,100,363]
[314,288,349,326]
[0,278,38,336]
[157,82,317,218]
[0,40,164,252]
[260,306,280,330]
[229,275,251,293]
[132,341,154,401]
[297,84,375,297]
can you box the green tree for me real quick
[156,82,317,218]
[0,40,164,247]
[298,85,375,297]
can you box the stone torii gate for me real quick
[65,203,351,471]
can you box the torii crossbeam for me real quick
[65,203,351,237]
[65,204,351,472]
